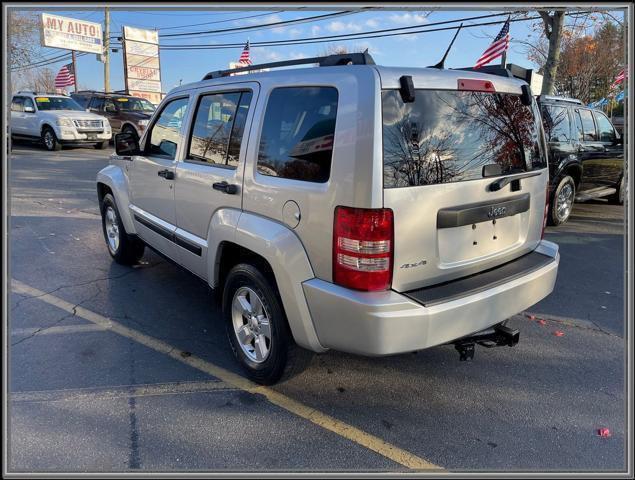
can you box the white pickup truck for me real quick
[10,91,112,151]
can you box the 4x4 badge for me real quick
[400,259,427,269]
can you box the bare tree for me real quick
[8,10,40,69]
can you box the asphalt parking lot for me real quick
[7,143,627,473]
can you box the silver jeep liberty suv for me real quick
[97,53,559,384]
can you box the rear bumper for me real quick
[302,240,559,356]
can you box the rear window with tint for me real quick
[382,90,547,188]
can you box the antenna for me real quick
[429,23,463,69]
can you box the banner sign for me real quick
[41,13,103,54]
[127,65,161,82]
[129,90,163,105]
[123,26,162,104]
[125,40,159,57]
[127,78,162,92]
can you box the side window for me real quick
[23,97,35,112]
[187,91,252,168]
[89,97,104,111]
[11,97,24,112]
[147,97,189,160]
[72,95,88,108]
[257,87,338,183]
[594,111,616,143]
[542,105,571,142]
[577,109,597,141]
[104,98,117,113]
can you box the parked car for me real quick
[97,53,560,384]
[10,91,112,151]
[537,95,625,225]
[71,91,155,141]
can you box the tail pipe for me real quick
[452,323,519,361]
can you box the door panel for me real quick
[129,96,190,259]
[174,86,257,279]
[593,110,624,186]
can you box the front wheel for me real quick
[42,127,62,151]
[223,263,312,385]
[94,140,109,150]
[548,175,576,226]
[100,193,145,264]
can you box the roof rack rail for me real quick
[16,90,69,96]
[203,52,375,80]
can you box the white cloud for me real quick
[288,27,302,37]
[289,52,308,60]
[389,12,429,25]
[327,21,363,33]
[311,25,321,36]
[396,33,421,42]
[365,18,379,28]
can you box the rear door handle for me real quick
[212,181,238,194]
[157,169,174,180]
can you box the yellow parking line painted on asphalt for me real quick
[11,279,442,471]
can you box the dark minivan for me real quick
[538,95,625,225]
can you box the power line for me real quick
[148,11,285,31]
[158,11,513,46]
[159,10,356,38]
[152,11,593,51]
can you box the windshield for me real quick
[382,89,547,188]
[34,96,84,111]
[113,97,155,112]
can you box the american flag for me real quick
[610,68,626,89]
[474,18,510,69]
[54,63,75,88]
[238,40,252,65]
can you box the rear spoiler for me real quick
[453,64,534,83]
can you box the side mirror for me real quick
[158,139,177,158]
[24,106,35,113]
[614,132,623,146]
[115,132,140,156]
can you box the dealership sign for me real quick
[41,13,103,54]
[123,26,162,105]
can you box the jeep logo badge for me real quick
[488,206,507,218]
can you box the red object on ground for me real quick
[554,330,565,337]
[526,314,536,320]
[538,319,547,326]
[598,428,611,437]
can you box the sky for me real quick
[13,7,575,93]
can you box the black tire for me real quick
[94,140,109,150]
[548,175,576,226]
[608,175,625,205]
[100,193,145,265]
[223,263,312,385]
[41,126,62,151]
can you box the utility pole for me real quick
[71,50,78,92]
[104,6,110,93]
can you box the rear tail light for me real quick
[333,206,394,291]
[541,184,549,239]
[457,79,496,92]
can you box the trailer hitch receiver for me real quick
[453,324,520,361]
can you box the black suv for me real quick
[71,91,155,141]
[538,95,625,225]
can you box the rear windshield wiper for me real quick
[488,171,541,192]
